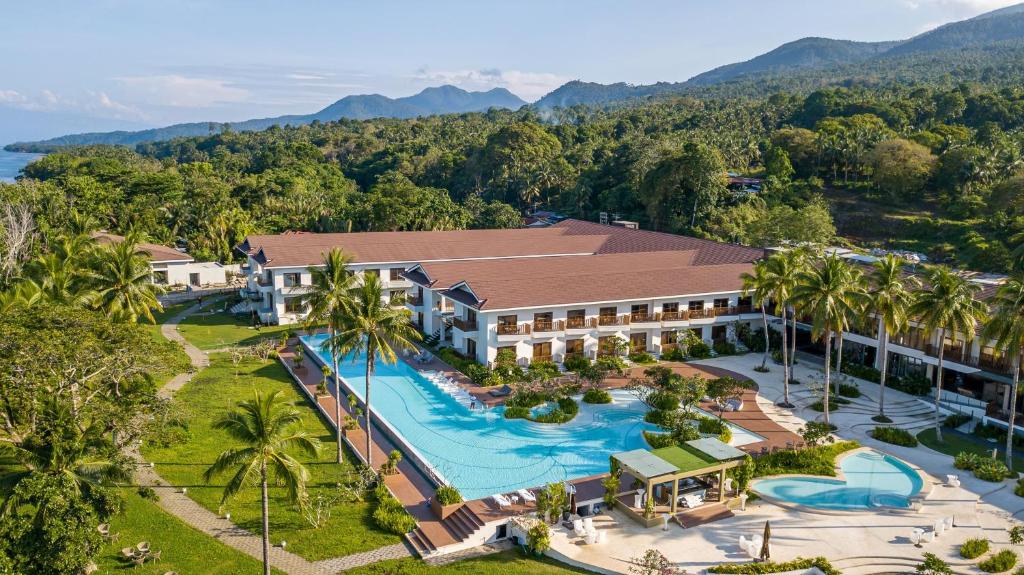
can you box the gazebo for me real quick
[610,438,748,527]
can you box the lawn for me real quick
[345,550,593,575]
[95,488,281,574]
[141,354,400,560]
[176,309,292,350]
[917,428,1024,473]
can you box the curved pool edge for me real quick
[750,447,935,516]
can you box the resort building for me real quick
[93,232,228,287]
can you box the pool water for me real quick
[301,334,762,500]
[752,450,923,510]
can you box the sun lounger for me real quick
[573,519,586,537]
[681,494,704,508]
[491,493,512,508]
[583,517,594,531]
[517,489,537,503]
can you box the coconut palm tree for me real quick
[204,390,320,575]
[910,266,987,443]
[88,232,164,323]
[740,259,773,371]
[868,255,916,421]
[300,248,356,464]
[761,251,803,407]
[792,254,867,427]
[331,275,420,467]
[25,232,96,306]
[981,273,1024,469]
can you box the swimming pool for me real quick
[751,450,924,511]
[301,334,764,500]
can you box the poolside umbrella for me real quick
[759,520,771,561]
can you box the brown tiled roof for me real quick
[237,219,764,269]
[92,232,192,262]
[430,251,757,311]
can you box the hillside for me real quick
[6,86,525,151]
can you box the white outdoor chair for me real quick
[573,519,586,537]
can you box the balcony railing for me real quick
[497,324,531,336]
[563,350,592,360]
[533,320,565,333]
[661,310,690,322]
[452,317,478,332]
[531,355,553,364]
[598,314,630,326]
[630,312,661,323]
[688,308,710,320]
[734,304,755,314]
[565,317,597,330]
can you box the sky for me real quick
[0,0,1021,144]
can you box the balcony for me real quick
[687,308,711,320]
[532,320,565,333]
[734,305,755,315]
[452,317,478,332]
[630,312,661,324]
[497,324,531,339]
[598,315,630,327]
[661,310,690,323]
[565,317,597,331]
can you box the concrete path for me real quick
[134,300,411,575]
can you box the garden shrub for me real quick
[841,362,881,383]
[837,383,862,398]
[752,441,859,477]
[871,426,918,447]
[975,459,1011,482]
[712,340,738,356]
[503,406,530,419]
[697,416,733,444]
[944,413,973,428]
[688,341,712,359]
[562,355,591,373]
[644,431,676,449]
[890,374,932,396]
[644,409,673,426]
[596,355,628,371]
[648,390,681,411]
[979,549,1017,573]
[961,538,991,559]
[955,451,983,471]
[527,522,551,554]
[661,347,685,361]
[628,351,657,364]
[582,388,612,404]
[373,484,417,535]
[708,556,839,575]
[810,399,839,412]
[434,484,463,505]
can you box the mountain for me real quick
[6,86,526,151]
[534,1,1024,108]
[687,38,898,86]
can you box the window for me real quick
[661,330,678,345]
[390,268,405,281]
[533,342,552,360]
[497,315,518,334]
[662,302,679,314]
[599,307,617,318]
[713,298,730,309]
[389,290,406,303]
[711,325,727,342]
[737,296,753,307]
[534,312,553,330]
[284,297,304,314]
[466,338,477,358]
[630,304,650,320]
[565,339,584,355]
[598,336,616,356]
[283,272,301,287]
[688,300,705,311]
[630,333,647,352]
[417,312,423,327]
[152,270,168,285]
[363,269,379,280]
[566,309,586,328]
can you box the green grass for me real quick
[917,428,1024,473]
[140,302,192,388]
[95,489,282,574]
[344,550,592,575]
[176,309,291,350]
[141,354,400,560]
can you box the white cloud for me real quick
[115,74,249,108]
[0,88,144,120]
[902,0,1019,14]
[285,73,329,81]
[413,68,569,101]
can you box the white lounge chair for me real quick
[491,493,512,508]
[596,530,607,544]
[573,519,586,537]
[911,528,923,546]
[517,489,537,503]
[934,520,945,536]
[739,535,748,552]
[682,494,704,508]
[582,517,594,531]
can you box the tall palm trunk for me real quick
[834,330,844,397]
[934,327,947,443]
[1007,351,1021,470]
[780,303,791,407]
[791,309,798,380]
[365,346,375,468]
[330,327,343,464]
[760,303,770,369]
[877,318,889,418]
[260,462,271,575]
[823,327,832,427]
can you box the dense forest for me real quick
[3,81,1024,274]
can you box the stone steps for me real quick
[405,504,487,558]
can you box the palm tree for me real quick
[981,273,1024,469]
[300,248,356,464]
[204,390,320,575]
[88,232,165,323]
[740,260,773,371]
[762,251,803,407]
[331,275,420,467]
[868,255,916,421]
[26,232,96,306]
[910,266,987,443]
[792,254,867,427]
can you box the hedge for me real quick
[961,538,991,559]
[372,484,416,534]
[979,549,1017,573]
[871,426,918,447]
[708,556,840,575]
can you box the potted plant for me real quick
[430,484,464,519]
[342,415,359,436]
[318,365,331,396]
[292,352,305,372]
[380,450,402,475]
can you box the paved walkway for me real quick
[133,301,411,575]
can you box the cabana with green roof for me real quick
[610,438,748,527]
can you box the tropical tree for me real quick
[758,251,803,407]
[300,248,356,464]
[910,266,987,442]
[204,390,320,575]
[981,273,1024,468]
[792,254,867,426]
[331,275,420,467]
[740,259,773,371]
[868,254,916,420]
[87,232,164,323]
